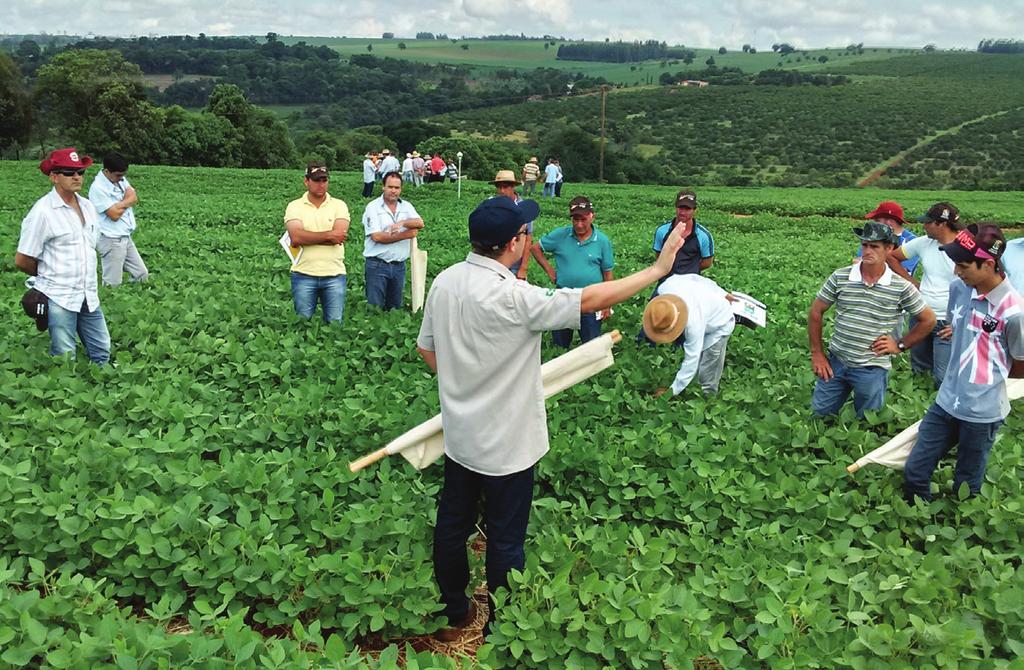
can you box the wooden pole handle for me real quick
[609,329,622,344]
[846,463,860,474]
[349,447,390,473]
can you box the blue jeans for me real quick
[811,354,889,418]
[364,257,406,310]
[543,182,556,198]
[434,456,534,632]
[48,299,111,364]
[290,272,345,324]
[362,181,374,197]
[909,317,951,388]
[903,403,1004,501]
[552,312,600,348]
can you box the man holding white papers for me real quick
[645,274,736,397]
[283,162,350,324]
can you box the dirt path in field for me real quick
[856,107,1023,187]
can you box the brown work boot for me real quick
[434,601,478,642]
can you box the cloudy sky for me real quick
[4,0,1022,49]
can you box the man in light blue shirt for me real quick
[542,159,560,199]
[645,273,736,397]
[89,152,148,287]
[1003,237,1024,294]
[361,171,424,309]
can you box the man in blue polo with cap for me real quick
[416,196,686,641]
[808,221,935,418]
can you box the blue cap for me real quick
[469,196,540,249]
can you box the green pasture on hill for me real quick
[1,159,1023,668]
[276,36,918,85]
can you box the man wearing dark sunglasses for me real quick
[15,147,111,364]
[283,162,351,324]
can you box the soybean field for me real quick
[1,160,1023,669]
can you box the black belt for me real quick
[367,257,405,265]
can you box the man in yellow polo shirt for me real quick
[284,162,350,323]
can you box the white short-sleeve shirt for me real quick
[417,253,582,475]
[18,189,101,312]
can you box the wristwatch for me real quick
[896,339,907,352]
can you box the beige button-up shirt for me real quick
[417,253,582,475]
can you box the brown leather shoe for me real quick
[434,601,477,642]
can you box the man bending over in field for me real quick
[416,196,686,641]
[808,222,935,418]
[646,273,736,397]
[284,162,350,324]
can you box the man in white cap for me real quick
[417,196,686,641]
[378,149,400,178]
[645,274,736,396]
[362,152,378,198]
[401,153,414,184]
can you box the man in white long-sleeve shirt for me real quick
[644,273,736,396]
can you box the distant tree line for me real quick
[557,41,695,63]
[658,67,848,87]
[63,34,338,76]
[977,39,1024,54]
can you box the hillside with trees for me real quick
[434,52,1024,189]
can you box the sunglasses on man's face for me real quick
[53,169,87,177]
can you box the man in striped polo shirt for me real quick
[808,222,936,418]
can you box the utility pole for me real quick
[598,85,608,182]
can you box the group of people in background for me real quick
[520,156,563,198]
[362,149,456,197]
[15,148,148,366]
[807,199,1024,503]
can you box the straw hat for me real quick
[411,151,420,157]
[642,294,688,344]
[490,169,522,185]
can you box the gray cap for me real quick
[853,221,896,245]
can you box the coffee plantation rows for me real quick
[436,53,1024,190]
[1,160,1023,669]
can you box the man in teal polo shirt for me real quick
[530,196,614,347]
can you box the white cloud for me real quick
[2,0,1023,49]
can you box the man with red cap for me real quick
[903,224,1024,502]
[14,148,111,364]
[857,200,918,275]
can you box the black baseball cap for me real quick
[305,163,329,178]
[675,190,697,208]
[469,196,540,249]
[569,196,594,214]
[941,224,1006,268]
[21,288,48,332]
[917,202,961,228]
